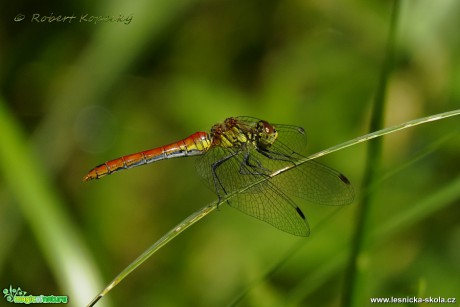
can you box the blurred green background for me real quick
[1,0,459,306]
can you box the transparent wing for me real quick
[196,145,309,236]
[229,181,310,236]
[196,145,257,198]
[234,116,308,155]
[196,117,354,235]
[196,141,285,197]
[272,123,308,156]
[266,122,354,205]
[269,160,355,205]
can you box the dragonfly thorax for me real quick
[210,117,278,150]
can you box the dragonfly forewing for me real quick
[229,182,310,236]
[270,160,355,206]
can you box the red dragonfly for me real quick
[84,116,354,236]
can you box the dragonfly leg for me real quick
[239,150,271,175]
[258,148,299,165]
[211,151,239,205]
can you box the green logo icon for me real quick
[3,286,27,302]
[3,286,68,304]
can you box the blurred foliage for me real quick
[1,0,459,306]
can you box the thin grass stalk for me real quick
[341,1,400,306]
[0,98,107,307]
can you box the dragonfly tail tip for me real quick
[82,174,93,181]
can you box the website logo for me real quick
[3,285,68,304]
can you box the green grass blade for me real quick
[342,1,400,306]
[372,174,460,242]
[87,203,217,306]
[288,131,459,304]
[285,172,460,306]
[0,98,108,307]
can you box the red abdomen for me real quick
[83,131,211,181]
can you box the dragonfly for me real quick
[84,116,354,236]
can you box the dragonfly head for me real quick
[256,120,278,148]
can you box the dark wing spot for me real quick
[296,207,306,220]
[339,173,351,185]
